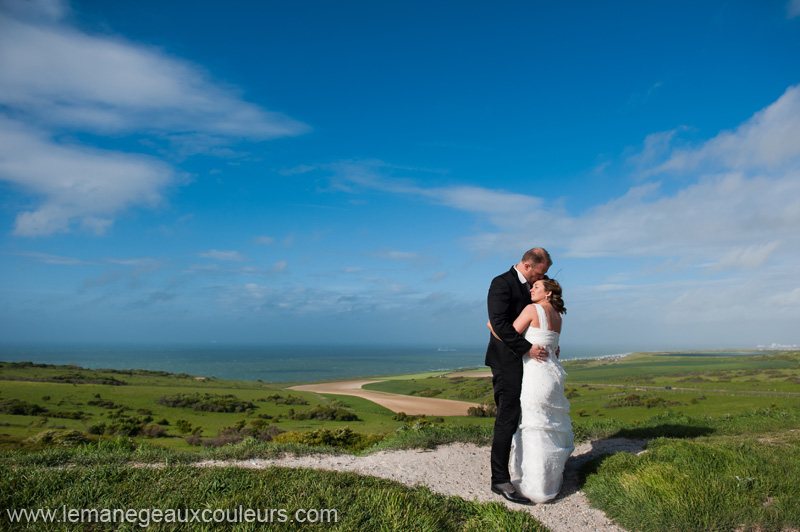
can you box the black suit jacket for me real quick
[484,267,533,371]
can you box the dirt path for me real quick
[290,380,481,416]
[198,438,644,532]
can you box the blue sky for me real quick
[1,0,799,352]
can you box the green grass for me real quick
[362,376,494,404]
[4,352,800,532]
[582,436,800,532]
[0,362,413,449]
[0,462,548,531]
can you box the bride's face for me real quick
[530,281,551,303]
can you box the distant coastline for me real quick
[0,344,782,384]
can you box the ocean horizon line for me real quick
[0,343,781,384]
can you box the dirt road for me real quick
[289,380,481,416]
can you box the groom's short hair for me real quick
[521,248,552,267]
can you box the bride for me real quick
[489,278,573,503]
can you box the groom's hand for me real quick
[527,344,548,363]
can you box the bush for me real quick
[47,410,88,420]
[273,427,384,452]
[467,404,497,417]
[605,393,644,408]
[141,424,167,438]
[87,398,128,410]
[158,393,255,413]
[0,398,48,416]
[410,388,443,397]
[26,430,90,447]
[259,393,308,405]
[287,405,360,422]
[87,423,106,435]
[198,421,284,447]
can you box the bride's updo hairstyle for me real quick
[543,279,566,315]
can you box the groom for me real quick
[486,247,551,504]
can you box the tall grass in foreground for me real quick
[582,437,800,532]
[0,464,547,532]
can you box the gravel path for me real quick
[198,437,646,532]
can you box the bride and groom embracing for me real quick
[485,247,573,505]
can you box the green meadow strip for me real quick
[0,464,548,532]
[581,437,800,532]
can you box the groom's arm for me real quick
[487,276,533,358]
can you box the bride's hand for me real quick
[527,344,548,363]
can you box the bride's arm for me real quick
[488,305,536,342]
[513,305,536,333]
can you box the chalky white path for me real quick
[290,379,481,416]
[198,439,644,532]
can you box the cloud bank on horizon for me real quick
[1,0,799,351]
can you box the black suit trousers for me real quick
[490,365,523,484]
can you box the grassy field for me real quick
[0,362,420,450]
[2,352,800,532]
[1,459,546,531]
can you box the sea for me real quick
[0,344,773,383]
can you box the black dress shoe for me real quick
[491,483,531,504]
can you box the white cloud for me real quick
[198,250,248,262]
[254,236,275,246]
[768,286,800,306]
[428,186,542,217]
[788,0,800,18]
[655,84,800,174]
[0,8,308,138]
[0,117,174,236]
[428,271,448,282]
[8,250,93,265]
[327,85,800,283]
[0,0,67,20]
[270,260,288,273]
[0,1,309,236]
[708,241,781,272]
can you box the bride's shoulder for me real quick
[520,304,540,327]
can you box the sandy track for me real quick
[197,438,644,532]
[289,380,481,416]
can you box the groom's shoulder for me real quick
[494,267,516,281]
[490,267,516,286]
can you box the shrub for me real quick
[198,422,283,447]
[87,423,106,435]
[259,393,308,405]
[273,427,384,452]
[87,398,128,410]
[141,424,167,438]
[27,430,90,447]
[184,435,202,446]
[605,393,644,408]
[288,405,359,422]
[410,388,443,397]
[0,398,48,416]
[104,415,145,437]
[467,404,497,417]
[175,419,193,434]
[565,388,581,399]
[47,410,88,420]
[158,393,255,413]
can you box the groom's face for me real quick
[523,262,549,284]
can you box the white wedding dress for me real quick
[510,304,574,503]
